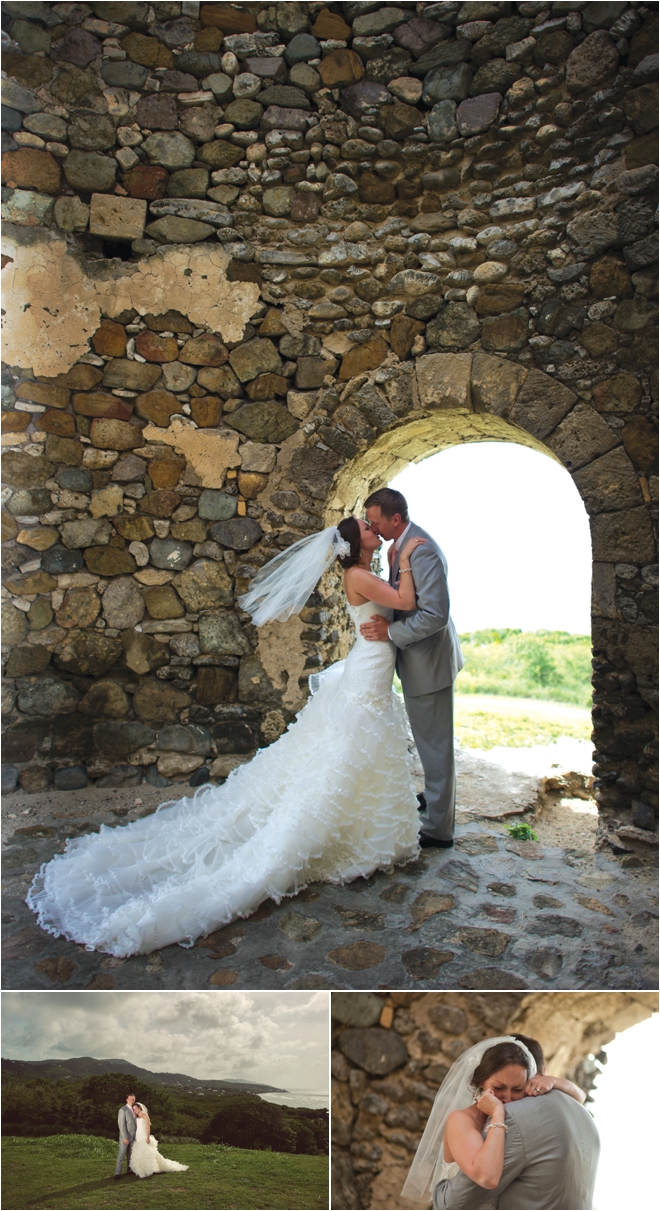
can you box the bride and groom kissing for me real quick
[27,488,463,958]
[115,1093,188,1181]
[403,1035,600,1210]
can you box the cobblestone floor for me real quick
[2,749,657,992]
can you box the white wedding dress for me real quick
[27,602,420,956]
[129,1116,188,1179]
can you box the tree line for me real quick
[2,1072,328,1156]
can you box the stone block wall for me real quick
[331,989,658,1209]
[1,2,657,834]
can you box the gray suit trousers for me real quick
[405,683,455,841]
[115,1137,132,1175]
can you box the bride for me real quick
[402,1035,586,1209]
[129,1103,189,1179]
[27,518,424,956]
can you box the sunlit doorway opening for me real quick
[590,1013,658,1210]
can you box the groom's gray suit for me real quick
[433,1092,600,1210]
[388,522,463,841]
[115,1103,136,1176]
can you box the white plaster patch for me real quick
[1,233,261,378]
[257,614,307,710]
[141,417,241,488]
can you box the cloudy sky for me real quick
[2,991,329,1092]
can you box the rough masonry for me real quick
[1,4,658,870]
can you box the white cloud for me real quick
[2,992,329,1092]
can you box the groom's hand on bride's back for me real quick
[360,614,390,642]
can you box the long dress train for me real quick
[129,1117,188,1178]
[27,602,419,956]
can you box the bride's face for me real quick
[358,518,381,554]
[481,1063,528,1104]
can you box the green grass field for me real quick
[454,701,592,749]
[1,1136,329,1211]
[456,629,592,708]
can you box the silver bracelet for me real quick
[400,567,413,574]
[484,1123,507,1133]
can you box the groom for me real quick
[115,1092,137,1179]
[361,488,463,847]
[434,1086,600,1209]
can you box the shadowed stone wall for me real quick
[331,989,658,1209]
[1,3,657,844]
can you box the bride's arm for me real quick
[345,540,427,610]
[143,1113,151,1142]
[444,1097,507,1191]
[524,1074,586,1104]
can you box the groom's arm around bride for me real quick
[434,1091,600,1210]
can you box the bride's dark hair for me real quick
[337,516,362,569]
[470,1041,531,1090]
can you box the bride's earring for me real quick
[472,1088,481,1104]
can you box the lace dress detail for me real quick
[27,603,420,957]
[129,1118,188,1179]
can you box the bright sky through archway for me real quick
[388,442,592,635]
[590,1013,658,1210]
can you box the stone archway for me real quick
[302,350,656,842]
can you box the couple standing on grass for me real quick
[29,488,463,957]
[115,1092,188,1181]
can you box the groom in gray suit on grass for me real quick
[434,1088,600,1209]
[115,1092,137,1179]
[361,488,463,847]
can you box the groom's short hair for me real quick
[126,1092,135,1100]
[511,1034,545,1074]
[364,488,409,522]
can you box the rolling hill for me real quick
[1,1056,285,1096]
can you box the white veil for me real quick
[238,526,351,625]
[401,1036,537,1206]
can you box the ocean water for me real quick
[260,1088,328,1111]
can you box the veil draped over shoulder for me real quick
[401,1036,537,1206]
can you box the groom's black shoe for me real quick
[416,792,426,813]
[419,832,453,849]
[113,1175,123,1180]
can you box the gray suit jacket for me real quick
[434,1092,600,1210]
[388,522,463,697]
[118,1104,137,1143]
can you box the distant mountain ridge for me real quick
[1,1056,286,1095]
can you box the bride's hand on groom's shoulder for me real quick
[525,1075,556,1097]
[401,536,427,560]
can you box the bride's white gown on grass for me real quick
[27,601,419,957]
[129,1116,188,1179]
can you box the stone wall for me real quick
[1,2,657,832]
[331,989,659,1209]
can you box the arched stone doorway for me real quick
[303,350,655,840]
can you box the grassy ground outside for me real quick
[454,695,592,749]
[456,629,592,708]
[1,1135,329,1211]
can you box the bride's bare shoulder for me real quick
[447,1107,477,1130]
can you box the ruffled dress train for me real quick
[27,602,419,957]
[129,1121,188,1178]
